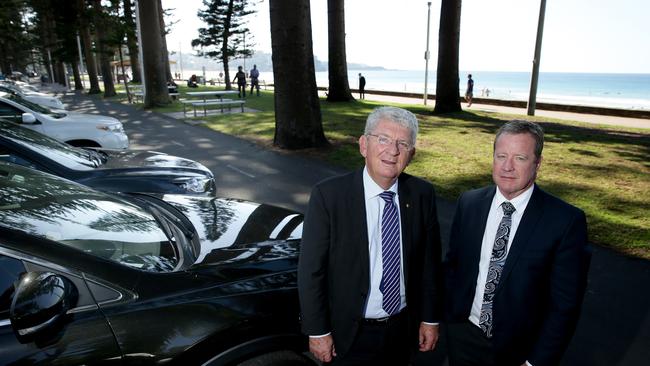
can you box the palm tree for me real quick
[433,0,462,114]
[326,0,354,102]
[137,0,170,107]
[269,0,328,149]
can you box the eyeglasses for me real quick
[366,133,413,152]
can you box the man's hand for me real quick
[309,335,337,363]
[418,323,440,352]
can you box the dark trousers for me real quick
[237,84,246,98]
[329,311,410,366]
[446,321,495,366]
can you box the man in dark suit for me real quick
[444,120,591,366]
[298,106,443,365]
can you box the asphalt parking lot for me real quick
[62,91,649,366]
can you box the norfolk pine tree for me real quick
[192,0,255,90]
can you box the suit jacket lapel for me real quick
[469,187,496,268]
[499,185,545,288]
[352,169,370,287]
[398,176,412,286]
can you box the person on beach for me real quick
[359,73,366,99]
[298,106,443,365]
[249,64,260,97]
[233,66,246,98]
[444,120,591,366]
[465,74,474,107]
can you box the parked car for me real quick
[0,119,216,195]
[0,161,310,365]
[0,81,65,109]
[0,92,128,149]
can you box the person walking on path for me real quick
[359,73,367,99]
[249,65,260,96]
[233,66,247,98]
[298,106,443,365]
[465,74,474,107]
[444,120,591,366]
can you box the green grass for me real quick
[146,91,650,259]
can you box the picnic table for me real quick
[183,90,242,117]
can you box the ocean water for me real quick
[338,70,650,111]
[180,68,650,110]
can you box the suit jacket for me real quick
[298,169,443,357]
[444,185,591,366]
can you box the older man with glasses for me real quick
[298,106,443,365]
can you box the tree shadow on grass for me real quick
[422,111,650,157]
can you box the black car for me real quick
[0,118,216,195]
[0,162,311,365]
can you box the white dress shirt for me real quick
[468,184,535,327]
[362,167,406,318]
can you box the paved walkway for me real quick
[60,90,648,366]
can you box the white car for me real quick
[0,92,128,149]
[0,83,65,110]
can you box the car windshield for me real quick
[0,163,182,272]
[1,120,103,169]
[6,93,64,118]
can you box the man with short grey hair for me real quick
[299,106,443,365]
[444,120,591,366]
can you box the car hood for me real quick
[99,150,212,174]
[161,195,303,268]
[56,111,121,125]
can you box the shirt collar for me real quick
[363,166,398,201]
[494,184,535,213]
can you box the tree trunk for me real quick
[326,0,354,102]
[91,0,116,97]
[138,0,170,107]
[55,61,66,86]
[72,59,83,90]
[221,0,235,90]
[433,0,462,114]
[81,30,101,94]
[157,0,173,82]
[76,0,101,93]
[270,0,328,149]
[123,0,141,83]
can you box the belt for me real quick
[360,310,406,326]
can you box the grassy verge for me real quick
[145,89,649,259]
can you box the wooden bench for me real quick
[189,99,246,117]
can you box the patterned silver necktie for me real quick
[479,201,516,338]
[379,191,401,315]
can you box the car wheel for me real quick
[237,350,315,366]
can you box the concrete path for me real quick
[61,91,649,366]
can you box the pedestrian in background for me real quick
[359,73,366,99]
[233,66,246,98]
[465,74,474,107]
[249,64,260,96]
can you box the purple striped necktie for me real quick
[379,191,401,315]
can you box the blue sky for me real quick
[163,0,650,73]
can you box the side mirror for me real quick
[10,271,78,343]
[21,113,37,124]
